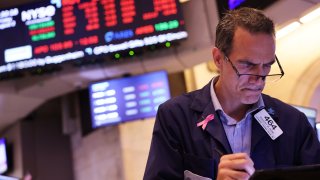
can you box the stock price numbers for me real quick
[0,0,188,74]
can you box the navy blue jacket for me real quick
[144,82,320,179]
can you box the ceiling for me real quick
[0,0,320,132]
[0,0,40,9]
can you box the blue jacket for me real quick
[144,82,320,179]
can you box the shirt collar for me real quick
[210,76,265,123]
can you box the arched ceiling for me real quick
[0,0,319,131]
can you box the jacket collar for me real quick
[190,81,279,154]
[191,82,232,154]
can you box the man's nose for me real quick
[248,75,265,84]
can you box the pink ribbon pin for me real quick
[197,114,214,130]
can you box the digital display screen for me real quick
[293,105,317,129]
[0,0,187,74]
[0,175,19,180]
[0,138,8,175]
[316,123,320,142]
[228,0,246,10]
[89,70,170,128]
[216,0,279,18]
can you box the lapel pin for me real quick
[197,114,214,130]
[267,107,275,116]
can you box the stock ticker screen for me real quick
[0,0,188,74]
[89,70,170,128]
[215,0,279,18]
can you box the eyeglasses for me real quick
[224,55,285,82]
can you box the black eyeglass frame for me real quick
[224,55,285,81]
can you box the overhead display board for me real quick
[0,0,188,74]
[0,138,8,175]
[216,0,279,18]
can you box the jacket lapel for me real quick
[251,114,268,152]
[204,108,233,154]
[251,95,280,153]
[191,81,232,154]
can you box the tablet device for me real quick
[250,164,320,180]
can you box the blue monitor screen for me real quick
[229,0,246,10]
[0,138,8,175]
[89,70,170,128]
[0,175,19,180]
[316,123,320,142]
[215,0,279,18]
[292,105,317,129]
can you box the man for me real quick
[144,7,320,180]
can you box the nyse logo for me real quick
[264,116,277,130]
[21,5,56,22]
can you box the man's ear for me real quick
[212,47,224,70]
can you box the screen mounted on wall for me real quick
[89,70,171,128]
[0,175,19,180]
[0,0,188,74]
[292,105,317,129]
[0,138,8,175]
[215,0,279,18]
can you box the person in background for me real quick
[143,7,320,180]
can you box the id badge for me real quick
[254,109,283,140]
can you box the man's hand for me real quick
[217,153,255,180]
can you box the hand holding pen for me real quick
[217,153,255,180]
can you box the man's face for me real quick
[220,27,276,105]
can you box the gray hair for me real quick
[215,7,275,56]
